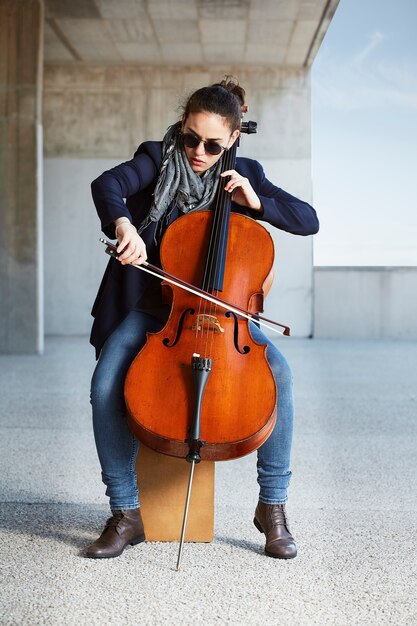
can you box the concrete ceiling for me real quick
[44,0,339,67]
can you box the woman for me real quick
[87,79,319,560]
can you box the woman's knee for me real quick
[90,314,150,404]
[90,349,129,406]
[90,365,121,406]
[267,346,293,390]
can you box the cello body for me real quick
[124,208,277,461]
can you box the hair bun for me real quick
[182,78,245,130]
[214,76,246,107]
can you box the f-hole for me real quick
[225,311,250,355]
[163,308,195,347]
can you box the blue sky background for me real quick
[312,0,417,265]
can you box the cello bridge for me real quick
[191,314,224,333]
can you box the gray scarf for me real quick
[138,121,222,235]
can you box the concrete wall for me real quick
[314,267,417,339]
[43,65,315,338]
[0,0,44,354]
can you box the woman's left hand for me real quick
[221,170,262,212]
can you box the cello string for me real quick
[194,147,228,356]
[199,118,244,359]
[193,177,217,357]
[208,141,235,358]
[196,147,229,358]
[193,176,219,357]
[202,145,230,359]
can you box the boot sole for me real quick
[85,533,145,559]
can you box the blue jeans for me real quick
[90,311,294,510]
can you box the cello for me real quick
[101,114,287,569]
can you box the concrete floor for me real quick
[0,336,416,625]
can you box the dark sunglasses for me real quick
[181,132,228,156]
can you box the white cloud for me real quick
[351,30,385,66]
[313,31,417,111]
[312,2,417,267]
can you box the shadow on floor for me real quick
[0,501,266,559]
[214,533,264,554]
[0,502,109,552]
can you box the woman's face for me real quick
[181,111,240,174]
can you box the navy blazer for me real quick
[90,141,319,358]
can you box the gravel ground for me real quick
[0,336,416,625]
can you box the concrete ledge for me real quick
[314,266,417,339]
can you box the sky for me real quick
[311,0,417,266]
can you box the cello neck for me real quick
[201,119,257,294]
[201,142,238,294]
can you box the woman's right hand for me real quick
[115,222,147,265]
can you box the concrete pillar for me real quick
[0,0,44,354]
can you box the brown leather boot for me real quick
[85,509,145,558]
[254,501,297,559]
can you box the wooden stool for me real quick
[137,444,214,542]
